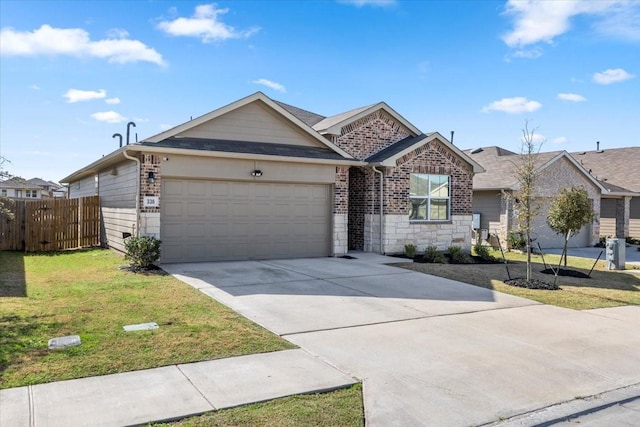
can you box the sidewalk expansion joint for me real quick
[175,365,217,411]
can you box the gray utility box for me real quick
[606,238,626,270]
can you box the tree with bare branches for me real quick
[510,123,544,281]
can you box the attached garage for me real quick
[532,200,591,249]
[161,179,332,262]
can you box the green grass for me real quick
[0,249,295,389]
[396,250,640,310]
[152,384,364,427]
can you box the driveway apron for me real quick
[163,255,640,426]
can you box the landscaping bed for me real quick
[394,251,640,310]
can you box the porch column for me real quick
[615,196,631,238]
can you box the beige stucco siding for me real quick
[161,154,336,184]
[178,101,323,147]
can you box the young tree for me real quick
[510,123,544,281]
[547,186,595,267]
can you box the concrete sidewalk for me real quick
[0,349,356,427]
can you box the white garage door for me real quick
[531,201,591,249]
[161,179,332,263]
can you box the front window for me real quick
[26,189,37,198]
[1,189,6,197]
[409,174,450,221]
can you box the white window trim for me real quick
[409,174,451,222]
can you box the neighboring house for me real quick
[61,92,483,263]
[571,146,640,239]
[0,177,64,199]
[466,146,637,249]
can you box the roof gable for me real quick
[144,92,353,159]
[467,147,609,192]
[312,102,421,137]
[368,132,484,173]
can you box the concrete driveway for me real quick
[163,253,640,426]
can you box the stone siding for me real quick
[140,212,160,239]
[333,214,348,256]
[381,214,472,254]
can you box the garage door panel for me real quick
[161,179,330,263]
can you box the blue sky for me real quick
[1,0,638,182]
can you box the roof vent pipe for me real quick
[112,133,123,148]
[450,131,455,144]
[126,121,136,145]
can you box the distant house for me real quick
[571,147,640,239]
[62,92,484,262]
[0,177,65,199]
[465,146,638,249]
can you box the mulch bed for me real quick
[540,268,590,278]
[504,278,560,290]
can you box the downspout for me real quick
[122,149,141,237]
[372,166,384,254]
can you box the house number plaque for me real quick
[143,196,159,207]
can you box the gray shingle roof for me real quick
[274,101,326,127]
[142,137,348,161]
[312,104,376,133]
[465,146,566,190]
[366,134,429,163]
[571,147,640,192]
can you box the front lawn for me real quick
[396,250,640,310]
[0,249,295,389]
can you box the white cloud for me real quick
[30,84,40,90]
[91,111,127,123]
[552,136,568,144]
[64,88,106,103]
[482,97,542,114]
[252,78,286,93]
[0,24,165,66]
[557,93,586,102]
[501,0,635,48]
[159,124,173,131]
[338,0,396,7]
[505,47,543,61]
[106,28,129,39]
[157,4,259,43]
[592,68,635,84]
[105,97,120,105]
[133,117,149,123]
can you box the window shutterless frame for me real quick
[408,174,450,221]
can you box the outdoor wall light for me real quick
[147,171,156,183]
[251,169,263,177]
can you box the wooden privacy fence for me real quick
[0,196,100,252]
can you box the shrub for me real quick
[124,236,162,269]
[594,236,608,248]
[447,246,471,264]
[507,232,526,250]
[625,237,640,245]
[423,245,445,263]
[473,243,494,261]
[404,243,417,259]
